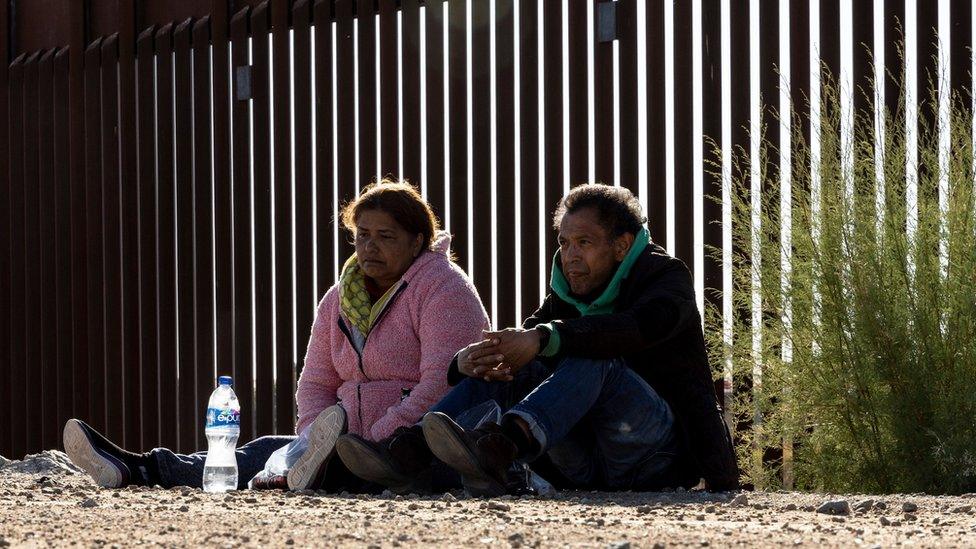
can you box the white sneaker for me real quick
[286,405,348,490]
[63,419,128,488]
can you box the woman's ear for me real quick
[613,233,635,261]
[413,233,424,257]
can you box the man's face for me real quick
[557,208,634,296]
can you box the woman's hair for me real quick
[340,179,441,250]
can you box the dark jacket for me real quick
[522,242,739,491]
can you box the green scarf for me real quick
[549,227,650,316]
[338,255,398,335]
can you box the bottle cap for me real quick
[217,375,233,386]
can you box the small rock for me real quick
[853,499,874,512]
[816,500,851,516]
[952,505,972,513]
[902,502,918,513]
[407,502,419,510]
[636,505,652,514]
[285,539,294,546]
[609,543,630,549]
[784,503,797,511]
[874,501,887,510]
[79,498,98,508]
[441,492,456,502]
[178,505,189,512]
[244,497,258,504]
[730,494,749,507]
[488,501,511,512]
[879,516,891,526]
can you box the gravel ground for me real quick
[2,452,976,547]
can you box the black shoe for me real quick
[422,412,519,497]
[336,425,434,494]
[287,405,348,491]
[63,419,151,488]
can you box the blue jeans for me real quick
[152,436,368,492]
[431,357,678,491]
[151,436,293,490]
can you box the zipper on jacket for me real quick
[336,281,410,432]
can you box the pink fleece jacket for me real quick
[294,232,489,441]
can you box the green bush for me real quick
[706,66,976,494]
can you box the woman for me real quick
[63,180,489,492]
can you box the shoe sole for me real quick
[422,412,507,497]
[63,419,125,488]
[287,405,347,491]
[335,436,419,494]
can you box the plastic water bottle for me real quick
[203,376,241,493]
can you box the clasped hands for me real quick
[457,328,542,382]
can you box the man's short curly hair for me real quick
[553,183,646,238]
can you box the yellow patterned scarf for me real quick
[338,255,398,335]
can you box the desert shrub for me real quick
[706,61,976,494]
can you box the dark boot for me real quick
[63,419,156,488]
[422,412,520,497]
[335,425,434,494]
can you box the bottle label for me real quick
[206,407,241,429]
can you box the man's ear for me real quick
[613,232,635,261]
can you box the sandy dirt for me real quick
[2,453,976,547]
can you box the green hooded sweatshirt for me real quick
[536,227,650,356]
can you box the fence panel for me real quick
[401,0,422,191]
[379,0,399,178]
[422,0,446,222]
[471,0,493,322]
[271,0,296,435]
[312,0,336,302]
[136,26,160,451]
[517,0,540,322]
[23,52,42,455]
[495,0,516,330]
[448,0,468,273]
[193,17,217,451]
[292,0,315,388]
[174,19,197,453]
[155,24,180,451]
[54,48,74,448]
[0,0,8,462]
[99,35,124,448]
[250,2,275,437]
[37,50,59,453]
[9,55,27,460]
[230,7,256,443]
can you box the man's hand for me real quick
[457,338,507,380]
[456,328,542,382]
[481,328,542,376]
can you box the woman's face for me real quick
[353,209,424,289]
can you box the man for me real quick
[336,183,739,495]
